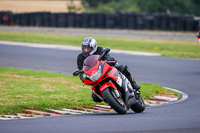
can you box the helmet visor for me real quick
[82,45,93,55]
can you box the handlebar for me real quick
[73,48,110,77]
[98,47,110,60]
[73,70,84,76]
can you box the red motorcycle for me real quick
[73,48,145,114]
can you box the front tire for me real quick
[102,88,127,114]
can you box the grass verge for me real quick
[0,31,200,58]
[0,67,180,115]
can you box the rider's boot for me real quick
[128,77,141,91]
[115,64,141,91]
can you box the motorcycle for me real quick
[73,48,145,114]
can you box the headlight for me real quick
[89,65,102,81]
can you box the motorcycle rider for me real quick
[77,37,141,102]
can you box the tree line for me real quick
[80,0,200,16]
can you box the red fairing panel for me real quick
[107,68,119,82]
[101,61,110,76]
[99,82,117,92]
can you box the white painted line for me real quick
[144,100,171,107]
[17,113,46,118]
[147,87,189,108]
[145,100,168,104]
[144,87,188,108]
[62,108,91,114]
[96,105,111,109]
[83,108,100,113]
[111,49,160,56]
[144,102,158,107]
[24,109,61,117]
[0,115,35,120]
[17,116,37,119]
[0,41,161,56]
[0,118,15,120]
[84,108,112,113]
[47,109,72,115]
[154,96,178,101]
[93,107,111,111]
[164,87,188,104]
[0,115,19,120]
[0,40,80,50]
[3,115,19,118]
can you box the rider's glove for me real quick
[106,57,117,66]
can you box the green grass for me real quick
[0,31,200,58]
[0,67,179,115]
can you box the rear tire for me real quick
[131,93,145,113]
[102,88,127,114]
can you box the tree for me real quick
[67,0,82,13]
[81,0,200,16]
[136,0,200,15]
[81,0,139,13]
[81,0,112,8]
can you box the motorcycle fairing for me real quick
[83,56,110,85]
[99,82,117,98]
[107,68,136,107]
[107,68,133,92]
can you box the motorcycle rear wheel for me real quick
[102,88,127,114]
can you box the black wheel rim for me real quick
[110,89,127,109]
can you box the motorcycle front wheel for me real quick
[102,88,127,114]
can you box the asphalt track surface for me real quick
[0,43,200,133]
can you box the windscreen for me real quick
[83,55,99,72]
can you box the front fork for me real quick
[110,80,136,109]
[124,88,137,108]
[94,80,136,108]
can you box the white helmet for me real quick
[81,37,97,56]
